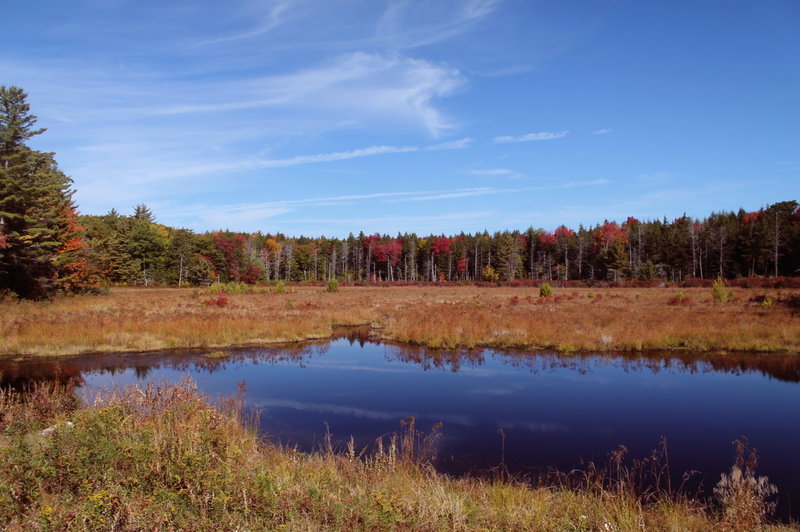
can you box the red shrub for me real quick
[203,292,229,308]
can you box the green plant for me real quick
[667,291,688,305]
[712,277,728,302]
[539,283,553,298]
[761,297,774,308]
[326,279,339,293]
[481,265,499,282]
[275,281,286,294]
[203,281,255,295]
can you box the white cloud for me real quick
[468,168,520,178]
[426,137,473,150]
[374,0,502,51]
[389,187,497,202]
[256,145,419,168]
[562,178,609,188]
[10,51,465,137]
[197,0,294,45]
[493,130,569,143]
[593,128,611,135]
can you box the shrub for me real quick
[275,281,286,294]
[205,281,250,295]
[539,283,553,297]
[203,292,228,307]
[326,279,339,292]
[714,439,777,529]
[712,277,728,302]
[482,265,499,282]
[667,291,688,305]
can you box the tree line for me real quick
[75,200,800,288]
[2,85,799,298]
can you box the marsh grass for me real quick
[1,286,799,357]
[0,380,795,531]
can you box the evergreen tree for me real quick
[0,86,81,298]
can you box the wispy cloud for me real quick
[374,0,501,51]
[468,168,522,179]
[593,128,611,135]
[469,169,513,175]
[389,187,498,202]
[256,145,419,168]
[562,178,609,188]
[426,137,473,150]
[638,172,672,182]
[493,130,569,143]
[151,170,614,234]
[12,51,465,137]
[197,0,294,45]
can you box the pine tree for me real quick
[0,86,82,298]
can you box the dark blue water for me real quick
[2,330,799,518]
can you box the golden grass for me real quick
[1,285,799,357]
[1,380,796,531]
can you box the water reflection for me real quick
[3,329,798,386]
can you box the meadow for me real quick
[1,379,796,531]
[0,284,798,358]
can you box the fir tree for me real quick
[0,86,82,298]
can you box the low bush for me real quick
[539,283,553,297]
[667,291,690,305]
[203,291,228,307]
[326,278,339,292]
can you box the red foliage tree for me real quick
[212,233,261,283]
[54,206,102,292]
[594,221,627,251]
[374,238,402,266]
[742,211,760,225]
[554,225,575,240]
[538,231,556,249]
[456,254,468,275]
[363,233,381,250]
[431,236,452,256]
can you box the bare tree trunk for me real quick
[774,210,780,277]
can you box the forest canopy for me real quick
[75,200,799,288]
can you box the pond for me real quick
[2,328,800,519]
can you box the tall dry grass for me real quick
[1,379,795,531]
[0,285,798,357]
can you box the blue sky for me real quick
[2,0,798,236]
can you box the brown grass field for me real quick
[1,284,798,357]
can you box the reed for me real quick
[1,286,798,357]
